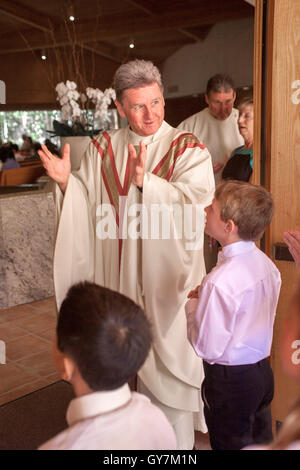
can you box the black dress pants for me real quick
[202,358,274,450]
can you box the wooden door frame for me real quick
[253,0,275,256]
[254,0,300,426]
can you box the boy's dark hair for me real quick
[215,180,274,241]
[57,282,152,391]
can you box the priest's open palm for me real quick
[128,142,146,187]
[38,143,71,193]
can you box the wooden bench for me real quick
[0,165,46,186]
[19,159,42,167]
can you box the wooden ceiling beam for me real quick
[0,0,52,33]
[80,43,123,65]
[124,36,192,49]
[0,37,123,65]
[180,24,214,42]
[124,0,153,16]
[0,1,253,54]
[125,0,200,43]
[176,28,204,42]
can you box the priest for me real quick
[39,59,215,450]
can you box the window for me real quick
[0,109,119,147]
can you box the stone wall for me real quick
[0,189,55,308]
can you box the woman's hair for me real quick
[215,180,274,241]
[238,97,253,111]
[113,59,163,102]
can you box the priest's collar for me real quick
[127,121,171,146]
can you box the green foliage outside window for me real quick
[0,110,62,146]
[0,109,118,147]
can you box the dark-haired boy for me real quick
[185,181,281,450]
[39,282,176,450]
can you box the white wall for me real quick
[162,17,254,98]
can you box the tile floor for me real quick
[0,297,59,406]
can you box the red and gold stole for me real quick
[152,133,206,180]
[92,131,205,268]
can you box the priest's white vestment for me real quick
[53,121,215,447]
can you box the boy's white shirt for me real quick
[185,240,282,365]
[38,384,177,450]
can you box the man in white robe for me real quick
[178,73,244,185]
[39,60,215,450]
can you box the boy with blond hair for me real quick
[185,180,281,450]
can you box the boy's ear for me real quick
[61,356,76,382]
[52,334,76,382]
[225,219,238,234]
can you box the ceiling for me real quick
[0,0,254,66]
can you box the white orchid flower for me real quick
[55,82,68,96]
[59,95,69,106]
[56,81,115,128]
[66,80,77,90]
[61,103,72,121]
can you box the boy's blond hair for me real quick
[215,180,274,241]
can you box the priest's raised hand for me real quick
[128,141,146,188]
[38,143,71,194]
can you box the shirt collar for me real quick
[217,240,256,264]
[127,120,171,146]
[66,384,131,427]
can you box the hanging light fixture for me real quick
[41,49,47,60]
[129,38,135,49]
[68,4,75,21]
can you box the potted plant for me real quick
[48,80,116,170]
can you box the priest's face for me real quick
[115,82,165,136]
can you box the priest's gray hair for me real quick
[113,59,164,102]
